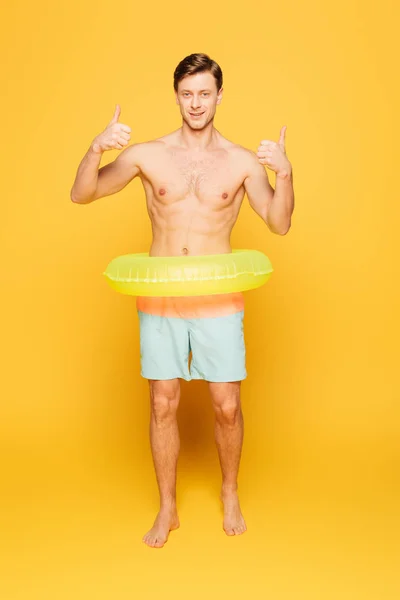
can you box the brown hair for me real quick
[173,53,223,92]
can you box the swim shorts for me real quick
[136,293,247,382]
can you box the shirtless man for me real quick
[70,53,294,548]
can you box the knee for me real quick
[213,397,242,426]
[150,380,180,423]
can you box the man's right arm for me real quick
[70,144,141,204]
[70,104,139,204]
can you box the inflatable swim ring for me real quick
[103,249,273,297]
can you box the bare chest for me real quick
[141,149,245,206]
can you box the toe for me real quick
[146,536,156,547]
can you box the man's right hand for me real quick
[91,105,131,154]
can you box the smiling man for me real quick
[70,53,294,548]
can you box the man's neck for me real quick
[178,121,220,151]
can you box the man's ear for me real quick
[216,87,223,105]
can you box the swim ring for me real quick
[103,249,273,297]
[103,250,273,296]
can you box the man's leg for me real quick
[208,381,247,536]
[142,378,181,548]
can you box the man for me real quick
[70,53,294,548]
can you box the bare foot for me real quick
[220,489,247,536]
[142,505,180,548]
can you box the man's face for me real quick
[175,71,223,130]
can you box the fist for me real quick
[256,125,291,176]
[92,105,131,153]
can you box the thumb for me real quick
[109,104,121,125]
[278,125,287,148]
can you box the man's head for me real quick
[174,53,223,130]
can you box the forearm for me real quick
[70,145,102,204]
[267,167,294,235]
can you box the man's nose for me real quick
[191,96,202,108]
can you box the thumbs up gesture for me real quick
[256,126,292,177]
[92,105,132,154]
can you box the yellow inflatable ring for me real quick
[103,249,273,297]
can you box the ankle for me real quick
[221,483,238,495]
[160,497,177,511]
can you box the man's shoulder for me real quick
[117,139,166,164]
[132,131,184,154]
[129,139,166,154]
[225,142,259,168]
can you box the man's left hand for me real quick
[256,126,292,177]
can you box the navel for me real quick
[182,247,189,255]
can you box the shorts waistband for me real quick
[136,292,245,318]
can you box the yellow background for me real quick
[1,0,399,598]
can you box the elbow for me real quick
[70,188,81,203]
[70,189,93,204]
[278,223,291,236]
[266,219,291,236]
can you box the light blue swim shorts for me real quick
[137,310,247,382]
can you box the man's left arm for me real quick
[244,125,294,235]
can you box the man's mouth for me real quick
[189,112,205,118]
